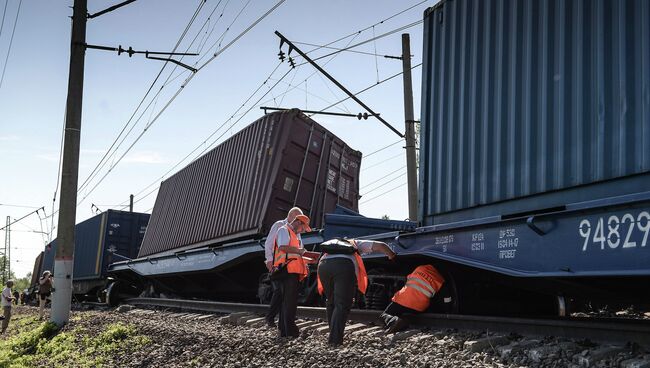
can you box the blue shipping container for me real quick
[43,210,150,281]
[419,0,650,225]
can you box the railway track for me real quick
[125,297,650,347]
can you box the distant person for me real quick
[1,280,16,333]
[38,270,53,320]
[273,214,311,338]
[264,207,303,328]
[317,238,396,346]
[381,265,445,333]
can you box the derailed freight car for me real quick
[108,110,363,303]
[43,210,149,301]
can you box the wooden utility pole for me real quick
[401,33,418,222]
[52,0,87,326]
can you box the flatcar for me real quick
[108,0,650,316]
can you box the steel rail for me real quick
[125,297,650,346]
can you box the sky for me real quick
[0,0,436,278]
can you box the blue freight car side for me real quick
[419,0,650,225]
[397,192,650,278]
[42,210,149,281]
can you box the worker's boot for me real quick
[386,316,409,334]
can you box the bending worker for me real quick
[381,264,445,333]
[317,238,396,346]
[264,207,304,327]
[273,214,311,338]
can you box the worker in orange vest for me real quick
[273,214,311,338]
[381,264,445,333]
[317,238,396,346]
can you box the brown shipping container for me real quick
[138,109,362,257]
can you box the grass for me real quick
[0,311,150,368]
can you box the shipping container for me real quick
[30,252,44,288]
[43,210,149,295]
[138,109,362,257]
[419,0,650,225]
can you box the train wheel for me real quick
[106,281,123,307]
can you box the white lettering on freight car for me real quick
[497,228,518,249]
[580,211,650,251]
[499,249,516,259]
[471,232,485,251]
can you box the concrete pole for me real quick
[3,216,8,285]
[51,0,87,326]
[401,33,418,222]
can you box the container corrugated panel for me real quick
[420,0,650,225]
[42,210,150,280]
[30,252,44,288]
[138,109,362,257]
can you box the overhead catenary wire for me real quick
[77,0,208,194]
[300,0,428,56]
[361,152,403,172]
[0,0,22,91]
[112,2,427,210]
[301,20,423,66]
[292,41,399,59]
[361,172,407,196]
[361,165,406,190]
[77,0,287,207]
[116,61,287,210]
[0,0,8,39]
[360,181,407,205]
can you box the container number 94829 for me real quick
[579,211,650,251]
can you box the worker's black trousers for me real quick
[265,279,282,324]
[318,258,356,345]
[278,273,300,338]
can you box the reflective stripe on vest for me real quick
[405,276,436,298]
[391,265,445,312]
[316,240,368,295]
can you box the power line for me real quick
[77,1,287,207]
[361,172,407,196]
[116,61,287,210]
[105,1,425,210]
[308,62,421,117]
[304,20,423,66]
[360,181,407,205]
[293,41,397,59]
[0,0,22,91]
[77,0,208,194]
[361,165,406,189]
[364,139,403,158]
[361,152,403,172]
[301,0,428,56]
[0,204,40,209]
[0,0,8,40]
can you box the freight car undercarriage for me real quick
[107,191,650,317]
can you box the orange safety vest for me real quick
[391,265,445,312]
[273,225,308,281]
[316,240,368,295]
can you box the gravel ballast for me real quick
[6,306,650,367]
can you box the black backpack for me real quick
[320,238,358,255]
